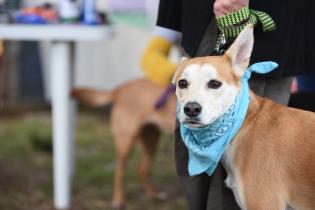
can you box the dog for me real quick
[173,25,315,210]
[71,79,176,209]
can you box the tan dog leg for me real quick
[245,196,286,210]
[244,186,287,210]
[138,124,161,199]
[111,125,138,210]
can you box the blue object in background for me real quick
[20,42,44,102]
[15,14,48,24]
[297,75,315,93]
[81,0,99,25]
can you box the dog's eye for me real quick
[208,80,222,89]
[178,79,188,89]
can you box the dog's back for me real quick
[72,78,176,133]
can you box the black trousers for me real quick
[175,16,241,210]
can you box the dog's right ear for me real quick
[225,24,254,77]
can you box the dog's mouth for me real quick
[183,119,204,128]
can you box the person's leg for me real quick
[248,77,266,96]
[175,122,212,210]
[220,165,241,210]
[207,165,241,210]
[249,76,293,105]
[262,77,293,105]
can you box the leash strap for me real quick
[154,84,176,110]
[216,5,276,39]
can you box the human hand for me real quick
[213,0,249,17]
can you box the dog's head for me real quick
[173,25,254,127]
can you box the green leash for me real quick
[216,5,276,39]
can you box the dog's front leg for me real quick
[242,185,287,210]
[138,125,161,199]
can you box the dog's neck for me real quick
[221,90,264,209]
[222,89,265,165]
[224,90,262,149]
[245,91,262,123]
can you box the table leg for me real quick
[69,43,77,177]
[51,42,74,209]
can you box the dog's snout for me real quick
[184,102,202,117]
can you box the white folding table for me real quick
[0,24,113,209]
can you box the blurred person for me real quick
[141,0,315,209]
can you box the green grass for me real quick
[0,111,187,210]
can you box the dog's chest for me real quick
[222,143,238,189]
[222,143,246,209]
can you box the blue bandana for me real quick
[177,62,278,176]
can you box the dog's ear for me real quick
[225,24,254,77]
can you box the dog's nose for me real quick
[184,102,202,117]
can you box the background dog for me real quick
[72,79,176,209]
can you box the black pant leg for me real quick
[206,164,241,210]
[220,165,241,210]
[174,122,212,210]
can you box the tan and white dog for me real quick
[173,25,315,210]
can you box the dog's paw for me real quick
[147,190,169,201]
[156,191,169,201]
[111,202,125,210]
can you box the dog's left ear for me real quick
[225,24,254,77]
